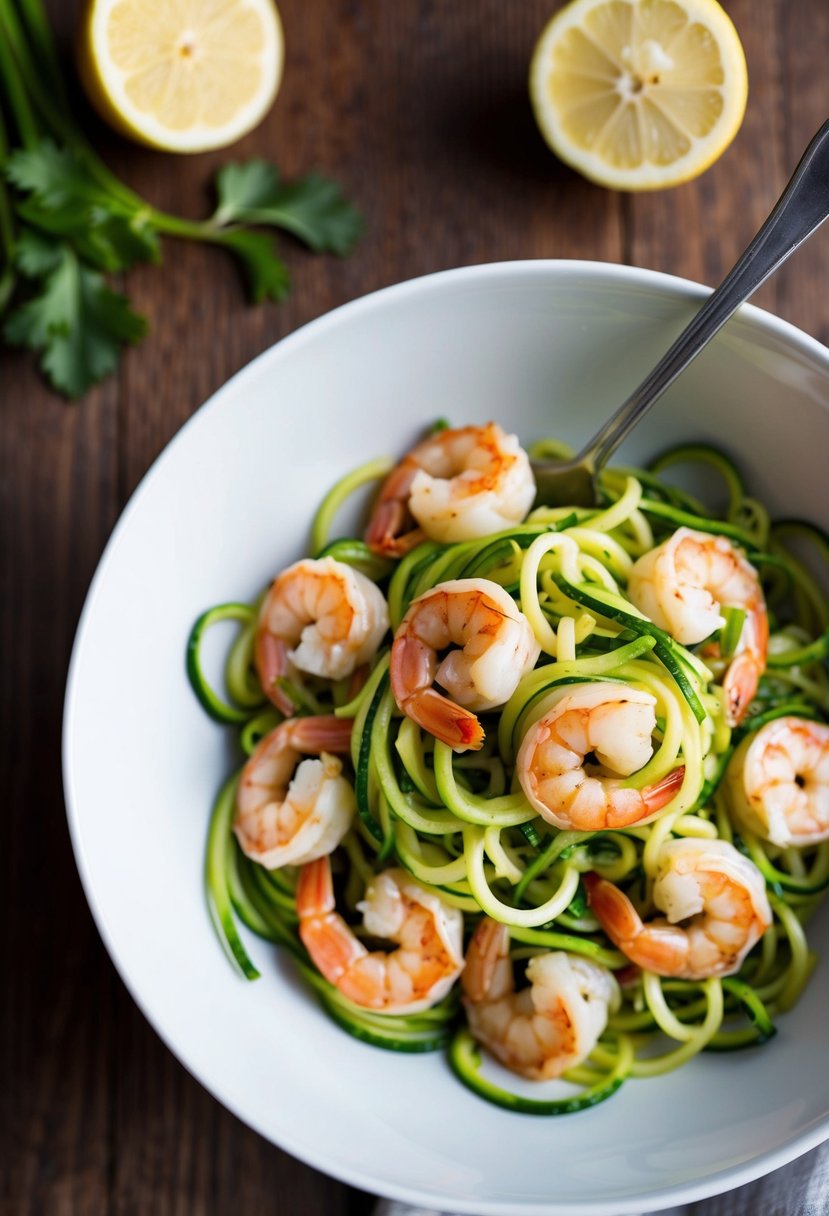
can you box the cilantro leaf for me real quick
[258,175,364,254]
[5,247,76,347]
[213,160,279,220]
[217,229,290,302]
[89,208,161,268]
[212,159,363,254]
[14,228,64,277]
[17,198,160,271]
[6,140,110,209]
[4,241,147,398]
[4,139,361,396]
[8,141,160,272]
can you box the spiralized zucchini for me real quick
[188,435,829,1112]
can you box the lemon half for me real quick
[530,0,747,190]
[79,0,284,153]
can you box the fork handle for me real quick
[578,117,829,475]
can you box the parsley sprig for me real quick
[0,0,362,398]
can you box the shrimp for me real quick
[390,577,540,752]
[461,919,619,1081]
[365,423,536,556]
[234,715,355,868]
[726,716,829,847]
[516,682,685,830]
[296,856,464,1012]
[255,556,389,713]
[627,527,768,726]
[584,838,772,980]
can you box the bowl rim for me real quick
[63,259,829,1215]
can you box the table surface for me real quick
[3,1,828,1213]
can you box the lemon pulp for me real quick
[79,0,284,153]
[530,0,748,190]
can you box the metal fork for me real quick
[531,118,829,507]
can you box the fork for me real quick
[531,117,829,507]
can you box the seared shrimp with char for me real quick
[585,838,772,980]
[366,423,536,556]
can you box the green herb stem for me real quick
[148,210,234,243]
[0,0,361,397]
[13,0,67,104]
[0,0,143,211]
[0,7,40,148]
[766,629,829,669]
[0,106,16,311]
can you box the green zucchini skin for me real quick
[553,574,707,723]
[188,438,829,1115]
[448,1028,628,1115]
[187,603,260,724]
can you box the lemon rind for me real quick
[82,0,284,153]
[529,0,748,192]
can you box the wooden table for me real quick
[3,1,828,1212]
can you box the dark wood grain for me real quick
[2,1,827,1214]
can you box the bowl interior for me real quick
[64,262,829,1216]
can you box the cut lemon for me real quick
[78,0,284,153]
[530,0,747,190]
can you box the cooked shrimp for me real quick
[516,682,685,830]
[726,716,829,847]
[296,856,464,1012]
[627,527,768,725]
[365,423,536,556]
[255,556,389,713]
[462,918,619,1080]
[234,716,355,868]
[585,838,772,980]
[390,577,540,752]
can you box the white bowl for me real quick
[64,262,829,1216]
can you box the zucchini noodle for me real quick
[188,430,829,1114]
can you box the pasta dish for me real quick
[187,422,829,1113]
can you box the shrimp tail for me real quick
[254,630,295,715]
[583,873,644,943]
[365,500,424,557]
[584,873,689,973]
[722,652,763,726]
[643,764,686,812]
[296,855,336,919]
[290,714,353,754]
[297,857,366,981]
[462,918,510,1001]
[400,687,485,751]
[346,664,370,701]
[391,633,485,751]
[365,464,424,557]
